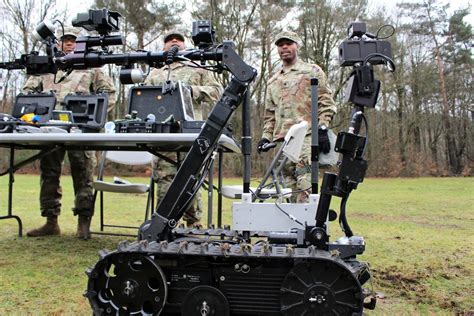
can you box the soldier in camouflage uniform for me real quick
[258,31,337,203]
[23,26,116,239]
[145,30,222,226]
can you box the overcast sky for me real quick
[368,0,473,24]
[66,0,473,27]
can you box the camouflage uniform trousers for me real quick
[281,135,313,203]
[40,149,96,217]
[152,154,202,225]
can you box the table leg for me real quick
[0,147,23,236]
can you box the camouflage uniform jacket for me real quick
[145,62,222,120]
[262,59,336,141]
[23,69,116,111]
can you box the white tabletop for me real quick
[0,133,241,153]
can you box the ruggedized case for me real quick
[12,92,57,123]
[127,82,194,122]
[63,93,108,132]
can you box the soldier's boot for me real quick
[76,215,92,240]
[26,216,60,237]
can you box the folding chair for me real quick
[222,121,308,202]
[91,151,154,236]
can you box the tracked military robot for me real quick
[1,10,395,315]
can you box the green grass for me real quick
[0,175,473,314]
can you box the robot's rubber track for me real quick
[85,238,368,315]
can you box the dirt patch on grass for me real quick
[374,265,471,313]
[411,219,462,229]
[375,267,428,295]
[375,267,439,309]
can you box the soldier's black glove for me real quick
[318,127,331,154]
[257,138,271,153]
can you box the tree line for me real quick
[0,0,472,176]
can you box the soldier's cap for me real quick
[274,31,301,45]
[164,30,185,43]
[57,26,81,40]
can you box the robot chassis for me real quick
[81,39,376,316]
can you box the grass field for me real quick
[0,175,473,314]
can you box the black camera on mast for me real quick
[68,9,124,70]
[339,22,392,67]
[192,20,216,49]
[339,22,395,108]
[71,9,124,51]
[72,8,121,36]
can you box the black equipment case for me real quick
[0,92,56,133]
[0,92,108,133]
[12,92,57,123]
[63,93,108,132]
[127,83,194,122]
[114,83,194,133]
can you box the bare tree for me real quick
[399,0,472,174]
[1,0,64,110]
[3,0,58,53]
[94,0,183,50]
